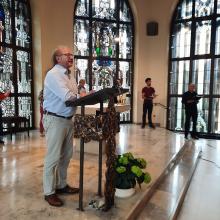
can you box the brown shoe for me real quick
[149,124,155,129]
[56,184,79,195]
[44,194,63,207]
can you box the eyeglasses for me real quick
[58,53,73,58]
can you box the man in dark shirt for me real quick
[141,78,157,129]
[182,83,201,139]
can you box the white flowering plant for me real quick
[114,152,151,189]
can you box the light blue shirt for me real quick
[43,64,78,117]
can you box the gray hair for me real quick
[51,45,71,66]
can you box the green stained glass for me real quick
[96,47,100,56]
[108,48,112,56]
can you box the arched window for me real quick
[74,0,134,122]
[168,0,220,137]
[0,0,34,126]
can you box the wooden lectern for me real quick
[66,88,128,211]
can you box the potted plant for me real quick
[114,152,151,198]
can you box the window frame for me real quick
[167,0,220,138]
[0,0,34,128]
[73,0,135,123]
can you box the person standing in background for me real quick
[182,83,201,140]
[0,90,10,144]
[78,79,86,96]
[78,79,95,97]
[141,78,157,129]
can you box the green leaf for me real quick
[114,152,151,189]
[144,172,151,183]
[131,165,142,177]
[118,156,129,165]
[122,152,134,160]
[116,166,126,174]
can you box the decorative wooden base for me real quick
[69,88,128,212]
[103,97,118,211]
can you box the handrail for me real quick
[154,102,167,109]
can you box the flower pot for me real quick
[115,187,135,198]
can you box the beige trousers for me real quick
[43,114,74,195]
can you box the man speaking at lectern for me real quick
[43,46,79,207]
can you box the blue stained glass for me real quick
[97,60,111,66]
[0,6,5,20]
[0,0,12,44]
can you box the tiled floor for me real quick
[137,140,201,220]
[178,139,220,220]
[0,125,219,220]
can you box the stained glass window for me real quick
[0,0,12,44]
[192,59,211,94]
[195,20,211,55]
[195,0,214,17]
[119,0,132,22]
[170,60,190,95]
[92,22,117,58]
[213,58,220,94]
[211,98,220,133]
[0,0,33,128]
[75,0,89,17]
[15,0,30,48]
[176,0,193,20]
[75,58,90,92]
[171,22,192,58]
[217,0,220,13]
[168,0,220,137]
[74,0,134,122]
[92,0,116,20]
[74,20,89,56]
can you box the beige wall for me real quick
[131,0,178,126]
[30,0,76,127]
[30,0,179,128]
